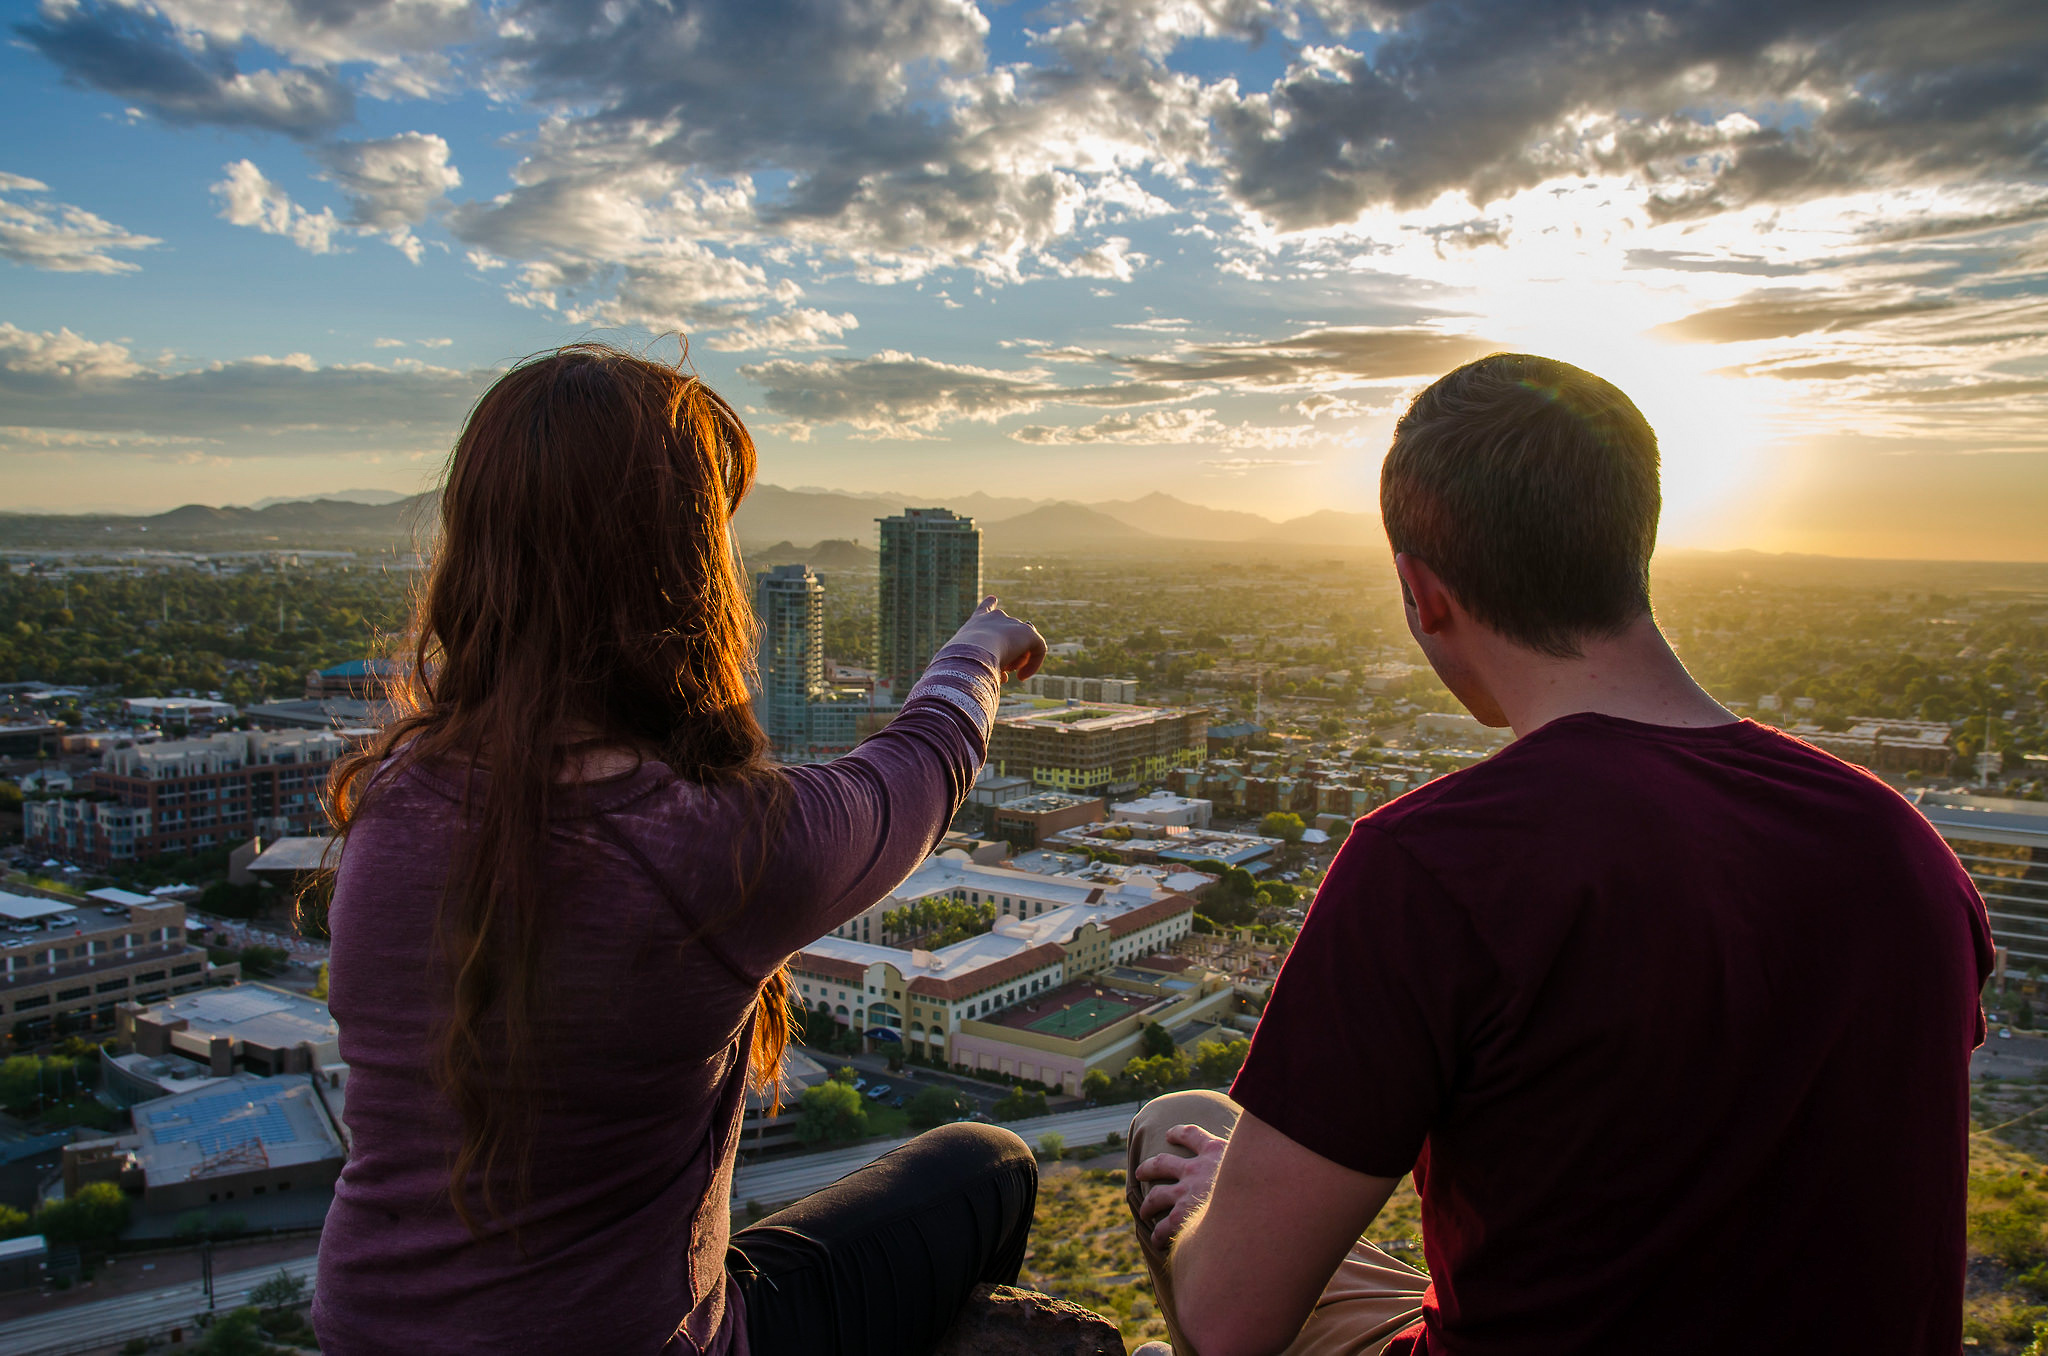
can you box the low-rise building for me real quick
[63,1070,347,1216]
[1112,791,1212,830]
[989,702,1204,796]
[1792,718,1953,775]
[790,884,1200,1090]
[120,698,235,731]
[988,792,1106,849]
[1045,822,1284,874]
[0,891,219,1046]
[106,984,338,1105]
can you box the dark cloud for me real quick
[1651,293,1952,344]
[16,0,353,139]
[1215,0,2048,229]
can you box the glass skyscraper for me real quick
[755,562,824,759]
[877,507,983,701]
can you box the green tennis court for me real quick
[1027,995,1130,1037]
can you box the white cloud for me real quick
[373,338,407,348]
[703,307,860,353]
[215,141,457,263]
[212,160,344,255]
[0,173,159,274]
[0,322,146,381]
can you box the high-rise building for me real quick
[877,508,982,701]
[755,564,825,759]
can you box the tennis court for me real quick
[1027,994,1133,1037]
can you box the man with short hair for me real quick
[1126,353,1988,1355]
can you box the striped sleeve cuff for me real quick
[908,645,1002,741]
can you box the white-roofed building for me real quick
[63,1071,347,1215]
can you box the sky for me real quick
[3,0,2046,559]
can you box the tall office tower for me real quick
[755,563,825,758]
[877,508,983,702]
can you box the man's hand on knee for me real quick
[1134,1123,1228,1249]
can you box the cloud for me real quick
[1211,0,2048,231]
[212,160,344,255]
[18,0,354,139]
[702,307,860,353]
[213,139,457,262]
[1099,327,1497,390]
[1652,292,1957,344]
[1011,408,1226,444]
[742,349,1065,437]
[1202,455,1318,473]
[314,132,461,261]
[0,172,159,273]
[0,320,490,451]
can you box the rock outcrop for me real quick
[932,1284,1126,1356]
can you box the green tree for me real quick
[1258,811,1307,843]
[1256,881,1299,910]
[1194,1038,1251,1086]
[906,1086,971,1130]
[235,945,290,978]
[193,1307,267,1356]
[1123,1051,1190,1098]
[831,1065,858,1085]
[0,1203,29,1240]
[36,1181,129,1246]
[0,1055,41,1109]
[2022,1001,2036,1031]
[310,962,329,1001]
[249,1267,307,1311]
[1081,1069,1113,1102]
[993,1087,1048,1120]
[795,1080,868,1146]
[1139,1021,1176,1059]
[198,881,267,920]
[1036,1131,1065,1160]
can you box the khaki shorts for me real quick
[1125,1089,1429,1356]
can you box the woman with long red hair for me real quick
[311,344,1046,1355]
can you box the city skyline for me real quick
[2,1,2045,561]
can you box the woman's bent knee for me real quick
[913,1120,1037,1178]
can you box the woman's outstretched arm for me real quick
[731,599,1044,971]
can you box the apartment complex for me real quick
[877,508,982,699]
[988,702,1205,795]
[0,890,220,1046]
[24,729,342,865]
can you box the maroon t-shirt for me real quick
[1232,713,1988,1354]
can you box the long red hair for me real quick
[317,343,792,1234]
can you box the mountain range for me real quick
[0,486,1383,553]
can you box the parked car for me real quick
[866,1084,892,1101]
[891,1095,906,1108]
[2002,1028,2015,1039]
[852,1077,867,1091]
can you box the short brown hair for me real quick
[1381,353,1660,657]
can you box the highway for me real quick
[732,1098,1146,1206]
[0,1254,318,1356]
[0,1101,1150,1354]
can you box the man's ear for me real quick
[1394,553,1456,636]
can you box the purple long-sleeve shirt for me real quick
[311,646,1002,1356]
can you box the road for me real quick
[733,1098,1147,1207]
[0,1254,318,1356]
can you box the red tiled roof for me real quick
[907,943,1067,1001]
[1105,894,1194,938]
[791,952,867,984]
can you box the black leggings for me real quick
[726,1122,1038,1356]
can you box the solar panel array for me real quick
[141,1085,299,1156]
[186,987,296,1025]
